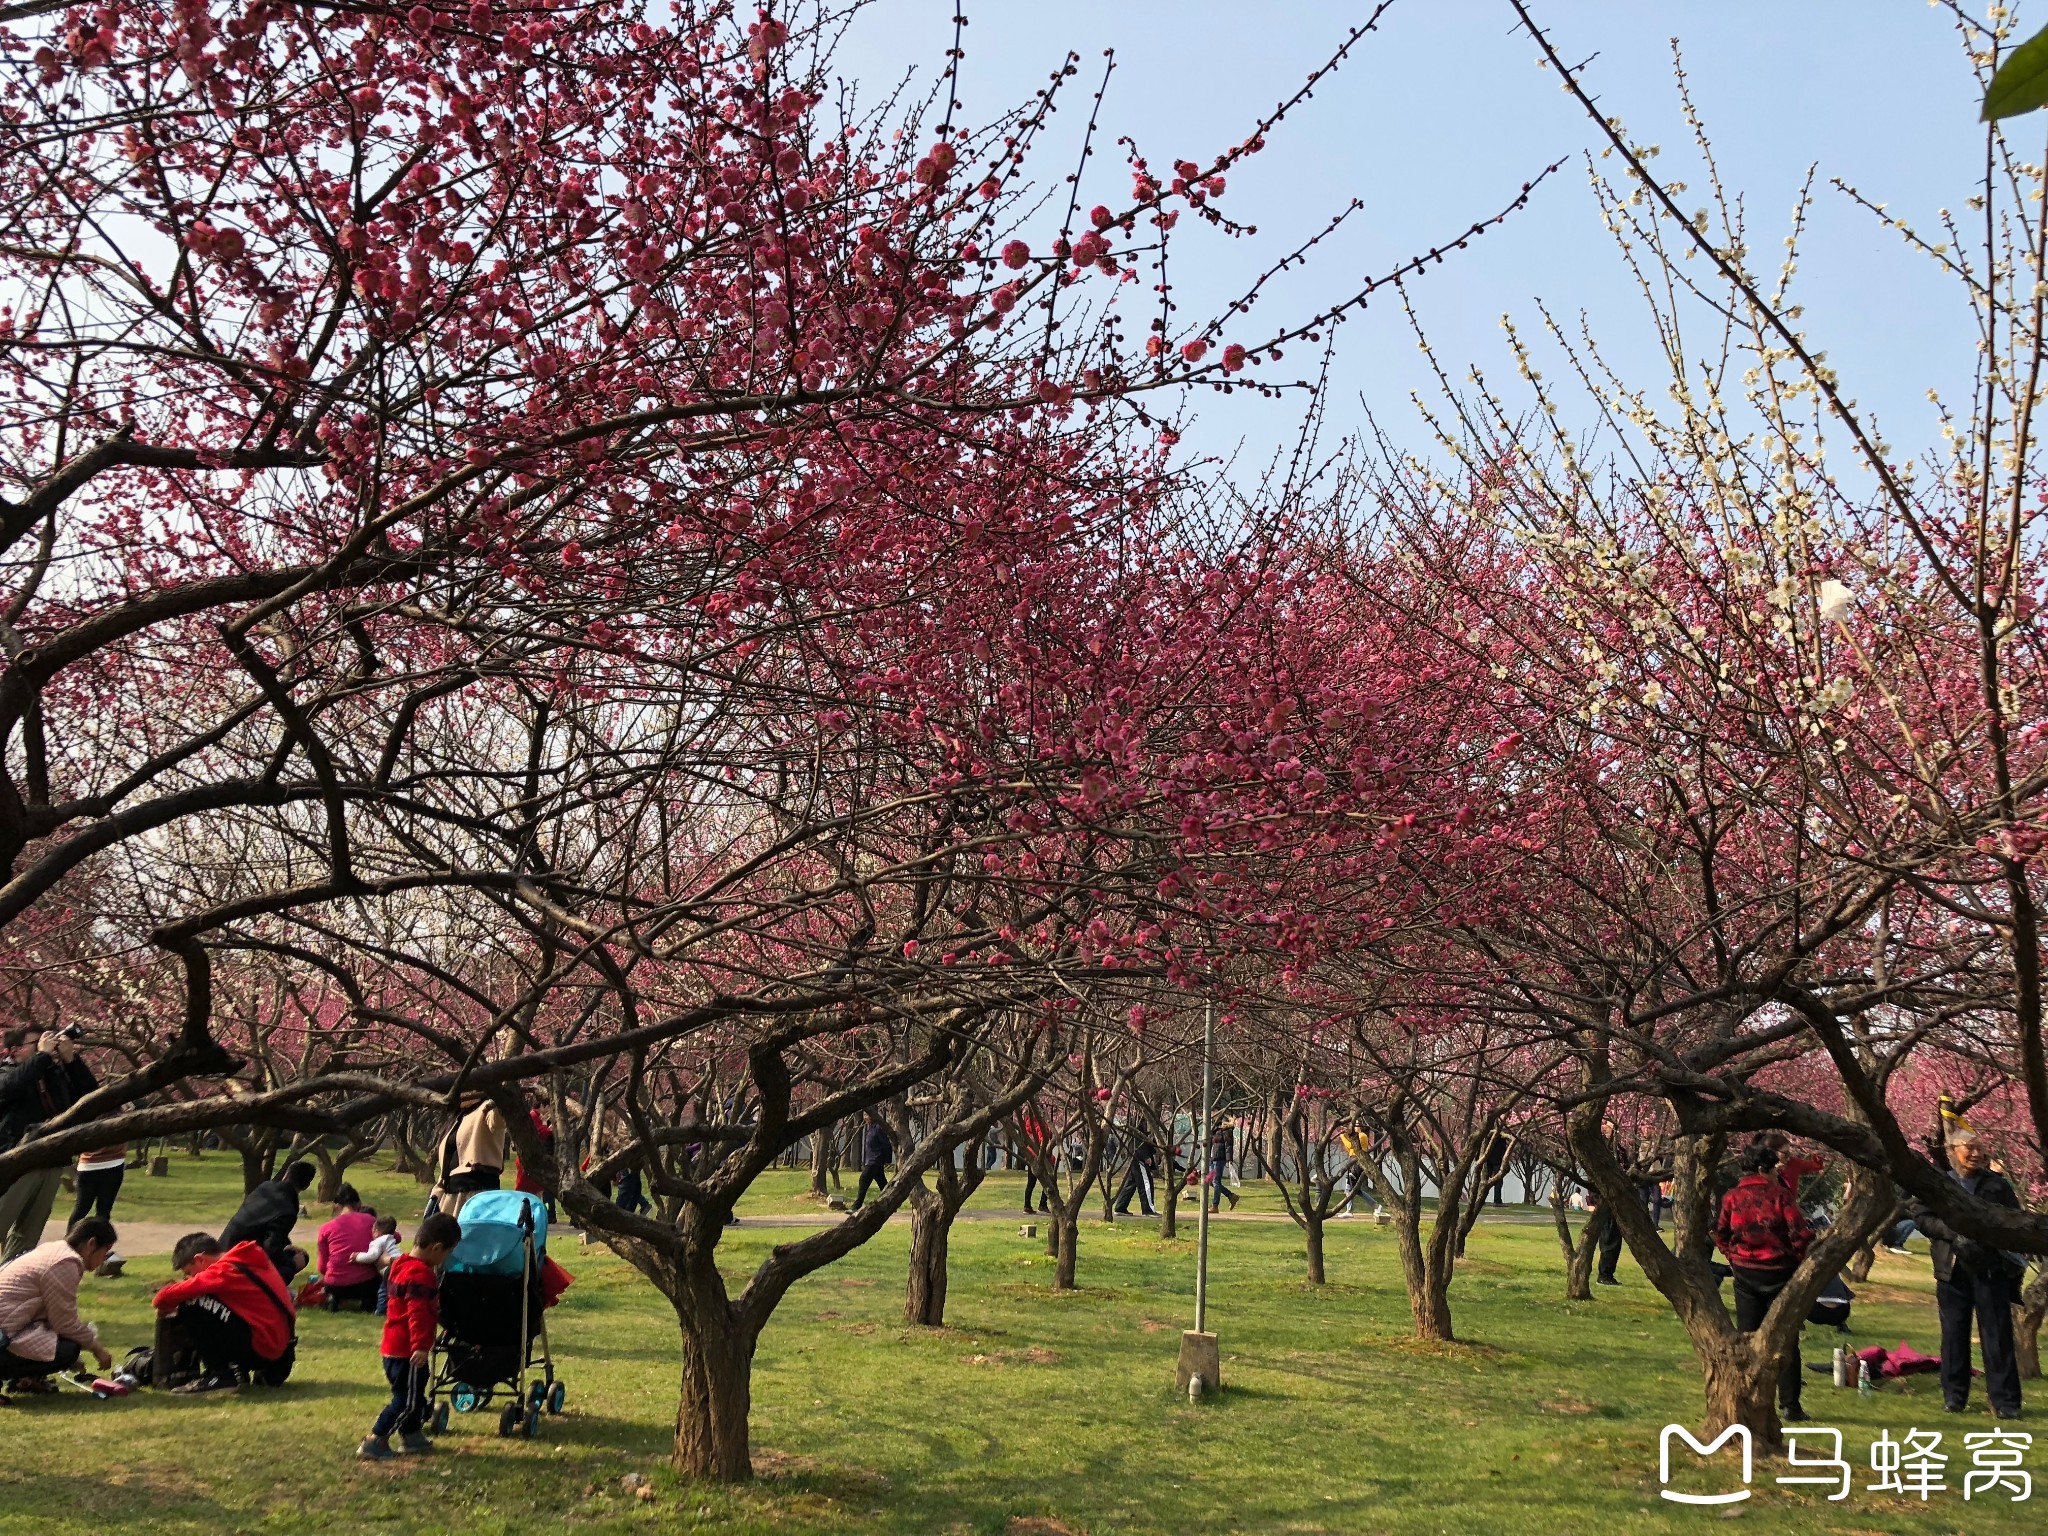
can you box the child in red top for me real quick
[358,1212,461,1461]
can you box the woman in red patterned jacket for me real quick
[1714,1140,1814,1421]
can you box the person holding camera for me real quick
[0,1024,99,1263]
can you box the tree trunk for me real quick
[905,1198,951,1326]
[2017,1269,2048,1379]
[1390,1191,1442,1337]
[1845,1238,1878,1283]
[1417,1255,1453,1340]
[1564,1215,1597,1300]
[1549,1165,1596,1299]
[1304,1212,1326,1287]
[902,1139,982,1327]
[674,1303,755,1482]
[238,1143,270,1195]
[809,1132,829,1198]
[1699,1332,1782,1444]
[1053,1208,1079,1290]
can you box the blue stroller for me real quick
[425,1191,565,1438]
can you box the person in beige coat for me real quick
[0,1219,116,1396]
[433,1097,510,1219]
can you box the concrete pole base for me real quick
[1176,1330,1220,1396]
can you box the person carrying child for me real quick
[358,1211,461,1461]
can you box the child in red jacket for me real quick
[358,1212,461,1461]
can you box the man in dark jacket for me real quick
[0,1027,99,1263]
[847,1112,893,1213]
[220,1161,316,1283]
[1113,1133,1158,1216]
[1909,1133,2024,1419]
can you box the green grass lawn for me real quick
[0,1153,2034,1534]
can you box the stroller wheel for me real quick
[432,1402,451,1435]
[524,1405,542,1438]
[451,1385,483,1414]
[547,1382,566,1415]
[497,1402,524,1438]
[529,1378,548,1411]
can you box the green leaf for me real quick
[1984,23,2048,120]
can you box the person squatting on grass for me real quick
[0,1218,117,1398]
[221,1159,316,1284]
[359,1211,462,1461]
[152,1233,298,1393]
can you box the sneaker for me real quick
[1884,1246,1912,1256]
[1782,1406,1808,1423]
[172,1373,240,1396]
[10,1377,57,1395]
[1596,1276,1621,1286]
[397,1431,435,1454]
[357,1437,396,1461]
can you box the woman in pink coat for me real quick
[314,1184,381,1312]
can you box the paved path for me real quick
[101,1204,1555,1262]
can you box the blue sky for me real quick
[834,1,1997,468]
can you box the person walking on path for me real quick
[848,1112,893,1213]
[1113,1133,1158,1216]
[1018,1108,1055,1214]
[0,1026,99,1262]
[1909,1128,2025,1419]
[1714,1141,1814,1423]
[1206,1120,1239,1212]
[221,1159,316,1283]
[0,1218,117,1397]
[358,1212,461,1461]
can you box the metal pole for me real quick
[1194,996,1215,1335]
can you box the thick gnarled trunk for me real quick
[904,1138,984,1327]
[905,1199,951,1325]
[1567,1091,1893,1452]
[674,1302,755,1481]
[1700,1334,1782,1444]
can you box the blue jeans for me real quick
[372,1355,429,1438]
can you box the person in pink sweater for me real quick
[315,1185,381,1312]
[0,1219,116,1398]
